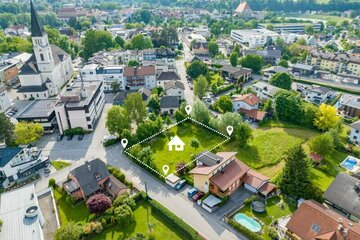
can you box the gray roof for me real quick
[202,194,222,208]
[220,64,252,77]
[113,91,127,101]
[138,87,152,100]
[0,184,44,240]
[307,85,331,95]
[324,173,360,218]
[340,93,360,110]
[262,66,288,73]
[69,159,110,197]
[30,0,44,37]
[16,99,57,119]
[293,63,315,71]
[252,81,281,97]
[17,83,48,93]
[196,151,223,166]
[0,147,22,167]
[350,120,360,131]
[160,96,179,108]
[244,49,281,59]
[157,71,181,81]
[164,80,185,91]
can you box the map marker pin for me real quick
[185,105,192,115]
[162,165,170,176]
[121,138,128,149]
[226,126,233,136]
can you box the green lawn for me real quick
[143,122,227,173]
[54,189,90,224]
[51,161,71,170]
[94,201,183,240]
[234,196,296,240]
[286,13,351,22]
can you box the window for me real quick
[86,117,91,121]
[356,130,359,134]
[87,124,92,129]
[311,224,321,233]
[24,94,27,98]
[44,93,46,97]
[36,94,39,98]
[40,54,44,61]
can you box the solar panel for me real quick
[311,223,321,233]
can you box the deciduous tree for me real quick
[269,72,293,90]
[186,60,207,79]
[14,122,43,145]
[54,222,82,240]
[229,51,238,67]
[190,138,200,151]
[314,104,340,131]
[191,99,210,124]
[239,54,263,73]
[308,133,334,158]
[0,113,14,145]
[208,41,219,57]
[194,75,208,99]
[124,93,147,126]
[86,194,112,215]
[274,91,303,124]
[106,106,131,137]
[215,95,233,113]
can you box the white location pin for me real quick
[162,165,170,175]
[185,105,192,115]
[226,126,234,136]
[121,138,128,149]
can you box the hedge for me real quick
[149,199,201,240]
[103,138,119,147]
[64,127,85,136]
[228,219,263,240]
[217,83,235,94]
[293,79,360,95]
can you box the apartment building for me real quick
[231,29,279,49]
[258,22,322,33]
[124,66,156,90]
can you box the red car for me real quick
[192,191,205,202]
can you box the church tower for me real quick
[30,0,55,72]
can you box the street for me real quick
[34,102,246,240]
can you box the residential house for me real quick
[324,173,360,222]
[243,48,282,65]
[4,24,30,38]
[0,61,20,86]
[143,48,176,69]
[262,66,289,81]
[113,91,127,105]
[349,120,360,145]
[192,42,209,56]
[124,66,156,90]
[160,96,179,115]
[189,151,276,198]
[156,71,181,88]
[220,65,252,82]
[63,159,128,200]
[0,144,49,188]
[138,87,152,101]
[338,93,360,118]
[0,86,11,113]
[303,85,335,104]
[252,81,281,100]
[168,136,185,151]
[55,81,105,135]
[231,29,279,49]
[292,63,316,76]
[164,81,185,100]
[286,200,360,240]
[231,94,266,121]
[234,1,253,19]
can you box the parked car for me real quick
[67,135,73,141]
[187,188,198,198]
[78,134,84,141]
[57,134,64,141]
[192,191,205,202]
[175,180,186,190]
[44,168,51,174]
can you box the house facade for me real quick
[252,81,281,100]
[164,81,185,100]
[261,66,289,81]
[231,94,267,121]
[338,93,360,118]
[156,71,181,89]
[349,120,360,145]
[124,66,156,90]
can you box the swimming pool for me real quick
[233,213,261,232]
[340,156,360,172]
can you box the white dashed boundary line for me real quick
[124,117,231,179]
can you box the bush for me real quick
[63,127,84,136]
[83,221,103,235]
[265,226,279,240]
[65,195,77,206]
[149,199,201,240]
[48,178,56,188]
[86,194,112,214]
[228,219,262,240]
[217,84,235,94]
[131,191,145,202]
[103,138,120,147]
[113,192,136,210]
[108,166,126,183]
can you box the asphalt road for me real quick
[34,103,246,240]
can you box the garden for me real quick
[51,160,71,171]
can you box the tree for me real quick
[278,59,289,68]
[115,35,125,48]
[114,204,134,226]
[190,138,200,151]
[54,222,82,240]
[239,54,263,73]
[113,192,136,210]
[208,41,219,57]
[269,72,293,90]
[210,112,242,134]
[191,99,210,124]
[138,146,155,167]
[186,60,207,79]
[235,123,253,147]
[305,25,314,34]
[216,95,233,113]
[274,91,303,124]
[129,34,153,50]
[148,96,160,113]
[308,133,334,158]
[176,161,187,176]
[0,113,14,145]
[111,81,120,92]
[124,93,147,126]
[278,145,311,199]
[229,51,238,67]
[194,75,208,99]
[134,9,151,24]
[106,106,131,137]
[86,194,112,214]
[314,104,340,131]
[14,122,43,145]
[82,30,116,60]
[128,60,140,67]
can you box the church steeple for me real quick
[30,0,44,37]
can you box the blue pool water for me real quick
[233,213,261,232]
[341,157,358,171]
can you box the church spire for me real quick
[30,0,44,37]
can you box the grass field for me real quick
[94,200,183,240]
[51,161,71,170]
[54,189,90,224]
[286,13,351,22]
[143,122,227,173]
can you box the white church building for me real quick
[17,1,73,100]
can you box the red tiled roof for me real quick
[210,159,250,191]
[232,94,260,106]
[286,200,360,240]
[259,182,276,196]
[242,169,269,189]
[235,2,252,13]
[239,108,267,121]
[124,66,155,77]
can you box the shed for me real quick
[165,173,180,188]
[201,194,222,213]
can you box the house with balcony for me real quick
[220,64,252,83]
[231,94,267,121]
[302,85,336,104]
[338,93,360,118]
[252,81,281,100]
[0,144,49,188]
[261,66,289,81]
[124,66,156,90]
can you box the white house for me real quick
[17,1,73,100]
[349,120,360,145]
[0,144,49,188]
[261,66,289,81]
[303,85,335,104]
[168,136,185,151]
[231,93,260,112]
[156,71,181,89]
[231,29,279,49]
[0,86,11,113]
[164,81,185,100]
[252,81,281,100]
